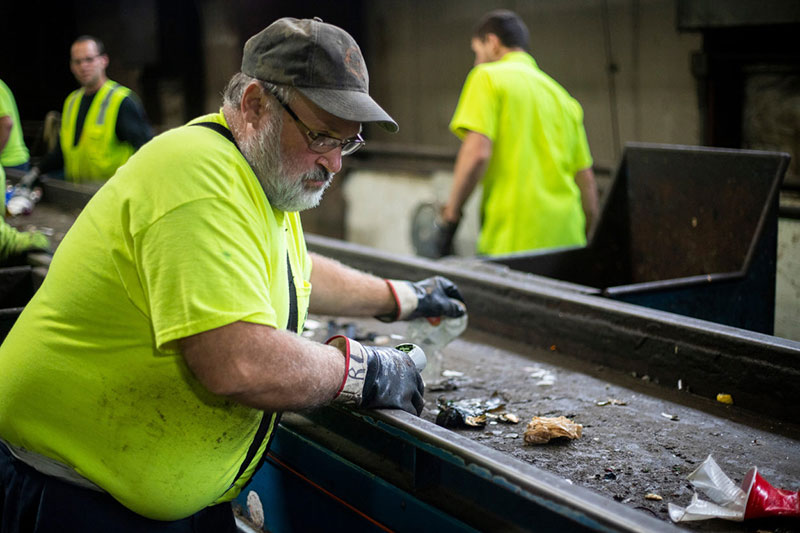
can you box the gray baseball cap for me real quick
[242,17,398,133]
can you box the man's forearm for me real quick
[443,131,492,223]
[116,96,153,149]
[575,167,599,237]
[180,321,345,411]
[0,116,12,154]
[308,253,395,317]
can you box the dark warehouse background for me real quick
[0,0,367,140]
[2,0,799,182]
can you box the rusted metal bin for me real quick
[487,143,790,335]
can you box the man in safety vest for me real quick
[430,10,599,257]
[0,18,466,532]
[19,35,152,187]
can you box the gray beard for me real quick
[240,118,334,212]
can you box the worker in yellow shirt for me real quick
[0,80,49,262]
[433,9,599,257]
[0,18,465,531]
[19,35,153,187]
[0,78,31,173]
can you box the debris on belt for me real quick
[523,416,583,445]
[427,369,473,392]
[435,393,518,429]
[301,318,322,338]
[668,454,800,523]
[316,319,390,344]
[596,398,627,406]
[524,366,556,386]
[427,379,459,392]
[498,412,520,424]
[716,393,734,405]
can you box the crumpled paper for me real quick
[523,416,582,444]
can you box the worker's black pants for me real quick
[0,443,237,533]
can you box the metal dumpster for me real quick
[487,143,790,335]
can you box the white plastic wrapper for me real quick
[668,455,747,522]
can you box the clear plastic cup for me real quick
[406,313,468,382]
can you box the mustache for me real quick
[302,167,334,184]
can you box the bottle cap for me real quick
[395,343,426,372]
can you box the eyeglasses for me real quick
[71,55,100,66]
[272,95,365,156]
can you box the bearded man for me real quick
[0,18,465,532]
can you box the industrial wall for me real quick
[360,0,702,170]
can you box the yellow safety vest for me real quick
[60,79,135,183]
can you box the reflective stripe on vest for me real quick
[60,80,135,183]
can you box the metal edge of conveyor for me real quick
[305,233,800,424]
[4,170,99,210]
[280,407,681,533]
[39,177,101,209]
[375,409,682,533]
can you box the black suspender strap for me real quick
[192,121,296,490]
[227,254,299,492]
[191,121,299,333]
[190,121,241,151]
[286,254,299,334]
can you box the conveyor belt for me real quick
[306,234,800,425]
[269,312,799,532]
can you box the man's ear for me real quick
[485,33,502,54]
[241,82,268,128]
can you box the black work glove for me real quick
[433,217,458,258]
[327,336,425,416]
[412,203,459,259]
[377,276,466,322]
[421,217,458,259]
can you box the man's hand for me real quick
[378,276,466,322]
[431,215,458,258]
[328,336,424,415]
[412,203,458,258]
[0,223,51,260]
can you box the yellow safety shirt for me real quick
[450,52,593,255]
[0,111,312,520]
[60,79,135,182]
